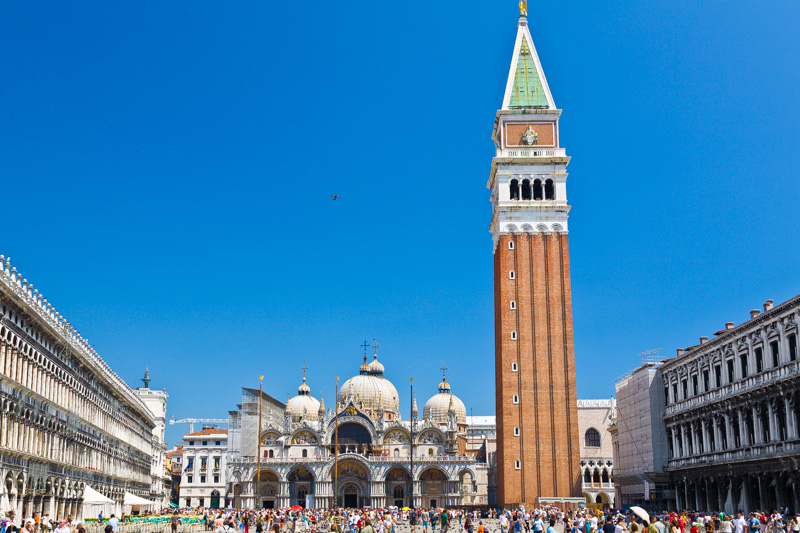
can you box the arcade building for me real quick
[224,348,488,509]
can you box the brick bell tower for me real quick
[488,7,581,507]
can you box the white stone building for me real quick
[133,370,171,507]
[661,296,800,513]
[225,350,487,509]
[178,428,228,508]
[610,363,672,509]
[577,399,615,507]
[0,255,161,520]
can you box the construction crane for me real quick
[169,417,228,434]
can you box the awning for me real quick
[123,492,156,506]
[83,486,114,505]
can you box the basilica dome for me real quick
[339,354,400,419]
[423,378,467,426]
[286,376,320,423]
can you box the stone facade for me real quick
[178,428,227,509]
[490,15,581,508]
[225,355,488,509]
[134,378,171,507]
[0,255,161,519]
[661,296,800,513]
[577,399,615,507]
[610,363,671,510]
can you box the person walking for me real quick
[171,512,181,533]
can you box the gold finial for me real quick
[519,0,527,17]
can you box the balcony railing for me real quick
[665,360,800,417]
[497,148,566,158]
[229,453,474,467]
[667,440,800,469]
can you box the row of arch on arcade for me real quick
[2,470,120,520]
[509,178,555,201]
[232,461,473,509]
[582,492,612,506]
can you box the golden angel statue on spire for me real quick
[519,0,527,17]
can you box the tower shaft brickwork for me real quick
[489,14,581,507]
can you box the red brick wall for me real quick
[495,232,581,507]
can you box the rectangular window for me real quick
[187,476,193,484]
[672,384,678,402]
[691,375,698,396]
[214,457,220,469]
[202,441,208,446]
[727,360,735,383]
[740,354,748,378]
[714,365,722,388]
[790,334,798,361]
[215,441,221,446]
[201,458,207,470]
[514,460,521,470]
[681,380,688,400]
[770,340,780,367]
[755,347,763,373]
[214,475,219,484]
[199,498,204,507]
[200,475,206,484]
[702,370,709,392]
[185,498,191,507]
[664,387,670,406]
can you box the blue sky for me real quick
[2,0,798,446]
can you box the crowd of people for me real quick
[2,506,799,533]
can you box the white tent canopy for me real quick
[123,492,155,506]
[81,485,115,521]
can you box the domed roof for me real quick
[423,378,467,426]
[339,353,400,417]
[286,376,320,423]
[368,353,385,375]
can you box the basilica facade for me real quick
[225,350,487,509]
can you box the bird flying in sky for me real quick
[331,194,340,200]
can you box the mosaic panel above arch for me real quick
[261,432,281,445]
[292,430,318,445]
[383,429,410,444]
[418,430,443,444]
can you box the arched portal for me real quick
[252,470,279,509]
[335,460,370,508]
[419,468,449,509]
[288,468,315,508]
[210,490,220,509]
[385,467,411,508]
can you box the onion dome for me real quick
[368,353,385,375]
[339,352,400,418]
[423,376,467,426]
[286,376,320,423]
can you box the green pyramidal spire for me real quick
[509,38,548,108]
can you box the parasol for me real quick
[630,507,650,524]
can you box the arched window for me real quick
[510,179,519,200]
[521,179,531,200]
[545,179,555,200]
[268,450,274,458]
[601,470,609,483]
[592,469,600,483]
[533,179,543,200]
[393,448,399,457]
[302,449,307,458]
[583,470,591,483]
[585,428,601,447]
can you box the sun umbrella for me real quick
[630,507,650,524]
[402,507,411,511]
[291,505,303,511]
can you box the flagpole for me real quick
[257,375,263,509]
[410,377,414,509]
[334,376,339,509]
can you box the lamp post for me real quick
[257,375,263,509]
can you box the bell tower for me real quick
[488,8,581,507]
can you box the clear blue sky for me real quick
[2,1,798,446]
